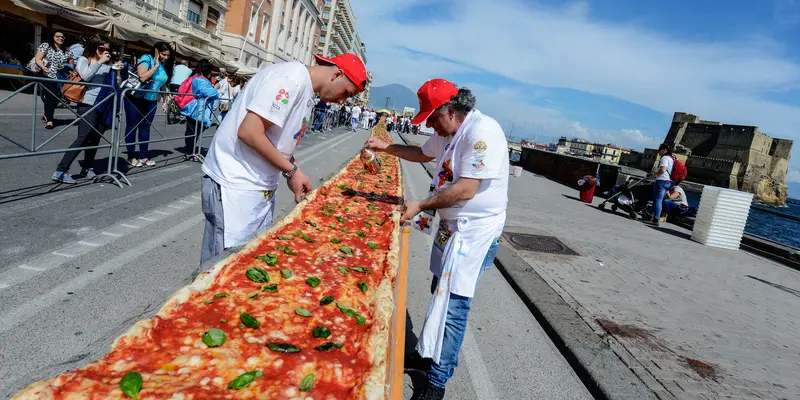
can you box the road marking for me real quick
[51,251,75,258]
[0,282,9,289]
[179,200,194,205]
[18,264,46,272]
[168,204,184,209]
[139,216,156,221]
[191,196,201,200]
[101,232,121,237]
[0,214,205,334]
[121,223,140,229]
[153,210,170,215]
[461,329,498,400]
[77,241,100,247]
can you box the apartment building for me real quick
[316,0,370,104]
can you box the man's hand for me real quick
[287,169,312,203]
[366,137,389,152]
[400,201,422,224]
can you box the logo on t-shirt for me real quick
[275,89,290,104]
[472,159,485,170]
[294,116,309,145]
[473,141,487,153]
[437,160,454,188]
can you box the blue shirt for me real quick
[138,55,168,102]
[179,75,219,127]
[170,64,192,86]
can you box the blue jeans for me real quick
[313,110,325,131]
[426,236,501,389]
[652,180,672,220]
[124,96,156,159]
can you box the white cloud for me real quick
[352,0,800,151]
[787,169,800,182]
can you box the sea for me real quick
[683,192,800,249]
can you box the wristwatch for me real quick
[283,164,298,179]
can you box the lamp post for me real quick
[239,0,267,63]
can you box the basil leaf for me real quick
[203,300,214,305]
[295,308,313,317]
[202,328,226,347]
[328,223,336,229]
[341,227,349,233]
[321,190,328,196]
[246,267,270,283]
[119,371,142,398]
[350,266,370,274]
[339,245,353,255]
[336,302,366,326]
[240,313,260,328]
[367,242,378,250]
[319,295,334,305]
[262,284,278,293]
[300,233,314,243]
[283,247,297,255]
[248,293,259,299]
[253,253,278,266]
[280,269,292,279]
[220,318,227,323]
[364,222,372,227]
[277,235,293,240]
[305,220,317,227]
[358,280,368,293]
[337,267,349,274]
[322,210,331,216]
[292,231,302,237]
[336,216,347,223]
[336,184,349,189]
[330,238,342,244]
[382,191,389,196]
[299,373,315,392]
[266,342,300,353]
[376,221,385,226]
[314,342,344,351]
[355,314,366,326]
[356,231,366,238]
[312,326,331,338]
[213,293,230,298]
[387,178,394,183]
[227,370,259,389]
[306,277,321,287]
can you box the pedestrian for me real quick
[177,59,219,160]
[68,37,85,60]
[169,59,192,92]
[216,70,232,122]
[646,143,675,227]
[199,53,367,266]
[368,109,375,128]
[662,184,689,218]
[52,35,122,184]
[351,103,361,131]
[123,42,174,167]
[34,31,72,130]
[312,98,328,132]
[360,109,370,129]
[367,79,508,400]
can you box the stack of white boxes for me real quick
[691,186,753,249]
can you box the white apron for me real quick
[220,186,276,248]
[415,111,506,362]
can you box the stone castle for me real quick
[641,112,793,205]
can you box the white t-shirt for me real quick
[657,155,674,181]
[351,106,361,119]
[670,186,689,207]
[421,110,509,221]
[202,61,315,191]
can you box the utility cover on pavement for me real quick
[503,233,580,256]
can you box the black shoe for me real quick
[404,351,431,372]
[412,381,446,400]
[644,219,660,227]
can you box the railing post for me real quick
[31,82,38,151]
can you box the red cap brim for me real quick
[314,54,365,91]
[410,109,434,125]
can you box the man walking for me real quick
[351,103,361,131]
[367,79,508,400]
[200,53,367,266]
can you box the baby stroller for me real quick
[597,177,653,220]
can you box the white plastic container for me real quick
[691,186,753,249]
[510,166,523,177]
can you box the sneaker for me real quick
[142,159,156,167]
[404,352,431,372]
[52,171,77,184]
[644,219,660,227]
[412,381,446,400]
[83,169,97,180]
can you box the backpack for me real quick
[669,155,687,183]
[174,75,198,109]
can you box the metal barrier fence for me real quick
[0,72,122,187]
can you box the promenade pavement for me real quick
[404,132,800,399]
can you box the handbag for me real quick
[26,57,41,74]
[61,69,85,103]
[120,56,154,98]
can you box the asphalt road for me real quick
[0,101,590,399]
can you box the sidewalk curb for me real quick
[397,132,656,399]
[493,248,657,400]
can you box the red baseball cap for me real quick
[314,53,368,91]
[410,79,459,125]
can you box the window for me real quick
[260,15,270,44]
[163,0,181,16]
[206,8,220,31]
[187,0,202,24]
[248,7,258,37]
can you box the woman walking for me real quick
[123,42,174,167]
[647,143,675,227]
[52,35,121,184]
[178,59,218,161]
[34,31,72,130]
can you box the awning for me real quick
[12,0,112,31]
[111,20,175,45]
[229,62,257,77]
[210,57,239,74]
[173,40,211,61]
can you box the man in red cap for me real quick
[199,53,367,266]
[367,79,509,400]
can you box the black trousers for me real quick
[40,79,60,122]
[56,104,105,173]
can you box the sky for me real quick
[349,0,800,182]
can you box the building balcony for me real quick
[106,0,157,22]
[159,9,183,31]
[210,0,227,10]
[182,21,212,42]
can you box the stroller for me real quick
[597,177,653,220]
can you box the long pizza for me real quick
[12,124,403,399]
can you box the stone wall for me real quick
[520,148,621,191]
[685,156,740,189]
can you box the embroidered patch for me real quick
[472,159,485,170]
[294,116,309,143]
[473,140,487,153]
[275,89,290,104]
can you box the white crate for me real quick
[691,186,753,249]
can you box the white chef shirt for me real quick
[351,106,361,119]
[202,61,315,191]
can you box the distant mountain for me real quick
[788,182,800,200]
[368,84,418,111]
